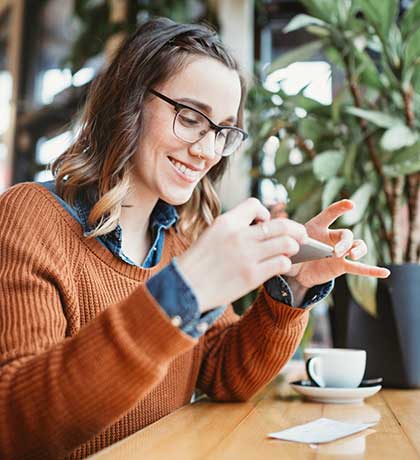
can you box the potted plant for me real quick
[247,0,420,387]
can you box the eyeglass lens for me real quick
[174,108,243,156]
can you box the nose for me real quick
[189,130,217,161]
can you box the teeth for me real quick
[169,158,200,178]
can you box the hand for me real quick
[285,199,390,288]
[176,198,307,312]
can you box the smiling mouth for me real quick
[168,157,202,179]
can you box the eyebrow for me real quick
[177,97,237,124]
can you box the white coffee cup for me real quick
[304,348,366,388]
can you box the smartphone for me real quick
[290,237,334,264]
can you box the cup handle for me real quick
[306,357,325,387]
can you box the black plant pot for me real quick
[330,264,420,388]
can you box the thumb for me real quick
[225,197,271,227]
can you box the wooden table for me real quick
[88,377,420,460]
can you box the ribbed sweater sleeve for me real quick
[0,185,196,460]
[197,288,309,401]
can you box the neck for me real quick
[119,179,158,239]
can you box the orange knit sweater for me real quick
[0,183,309,460]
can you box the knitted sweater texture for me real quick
[0,183,309,459]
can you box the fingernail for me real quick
[336,242,347,253]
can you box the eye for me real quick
[179,115,199,126]
[178,109,204,127]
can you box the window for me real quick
[12,0,94,184]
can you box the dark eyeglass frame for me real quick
[148,88,248,156]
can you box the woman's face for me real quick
[133,56,242,205]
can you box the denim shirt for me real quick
[38,180,333,339]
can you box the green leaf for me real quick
[404,27,420,67]
[339,183,374,226]
[287,171,320,210]
[322,177,345,208]
[299,0,340,24]
[274,139,290,169]
[259,119,274,138]
[292,186,323,223]
[343,144,359,182]
[347,223,378,316]
[298,117,321,142]
[274,162,313,185]
[383,142,420,176]
[283,14,327,33]
[380,57,402,89]
[356,0,399,40]
[386,23,403,69]
[337,0,352,24]
[286,93,325,112]
[313,150,344,181]
[325,46,344,67]
[356,50,382,89]
[347,273,378,316]
[353,220,378,267]
[306,25,331,37]
[345,107,401,128]
[402,66,415,91]
[380,125,419,151]
[401,0,420,38]
[413,66,420,93]
[267,41,323,74]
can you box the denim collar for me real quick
[73,194,178,242]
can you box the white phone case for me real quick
[290,237,334,264]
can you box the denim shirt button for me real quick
[196,322,209,334]
[170,315,183,327]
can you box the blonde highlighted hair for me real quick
[52,17,247,242]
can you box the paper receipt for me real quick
[268,418,377,444]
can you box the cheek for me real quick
[152,121,174,144]
[135,127,177,169]
[142,107,178,150]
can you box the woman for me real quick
[0,17,389,460]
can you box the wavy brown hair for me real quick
[52,17,247,241]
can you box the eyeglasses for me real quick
[149,89,248,157]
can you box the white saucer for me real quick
[290,380,382,404]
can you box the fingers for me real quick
[259,235,300,261]
[269,202,288,219]
[330,228,368,260]
[224,197,271,227]
[348,240,368,260]
[308,199,354,228]
[331,229,354,257]
[330,230,369,261]
[258,255,292,280]
[343,260,390,278]
[251,217,308,244]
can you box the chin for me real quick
[161,189,195,206]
